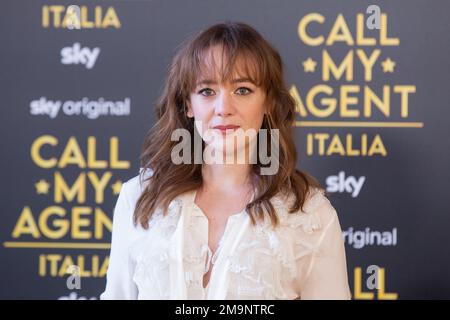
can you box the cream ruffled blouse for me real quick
[100,168,352,300]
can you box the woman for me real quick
[101,21,351,300]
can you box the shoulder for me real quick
[271,187,338,234]
[119,167,154,208]
[111,167,154,232]
[303,187,338,228]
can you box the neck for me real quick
[200,163,253,193]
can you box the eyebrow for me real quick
[195,77,257,87]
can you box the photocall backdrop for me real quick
[1,0,449,299]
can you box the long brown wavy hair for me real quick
[134,21,321,229]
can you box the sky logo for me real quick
[326,171,366,198]
[61,42,100,69]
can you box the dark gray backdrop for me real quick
[1,0,449,299]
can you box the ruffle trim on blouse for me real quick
[264,187,327,233]
[131,194,185,299]
[223,188,329,299]
[131,186,330,299]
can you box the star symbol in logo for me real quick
[302,57,317,73]
[381,57,396,73]
[35,179,50,195]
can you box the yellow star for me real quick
[111,180,123,195]
[302,57,317,73]
[381,57,396,73]
[35,179,50,194]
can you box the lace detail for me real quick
[224,188,329,299]
[130,187,334,300]
[271,188,326,232]
[131,195,184,299]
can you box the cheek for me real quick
[190,99,212,122]
[241,103,265,129]
[190,100,213,136]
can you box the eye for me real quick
[198,88,215,96]
[235,87,253,95]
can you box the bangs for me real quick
[188,43,268,92]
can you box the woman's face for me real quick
[186,45,267,160]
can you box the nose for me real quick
[215,90,234,117]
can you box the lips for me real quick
[213,125,240,130]
[212,124,240,135]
